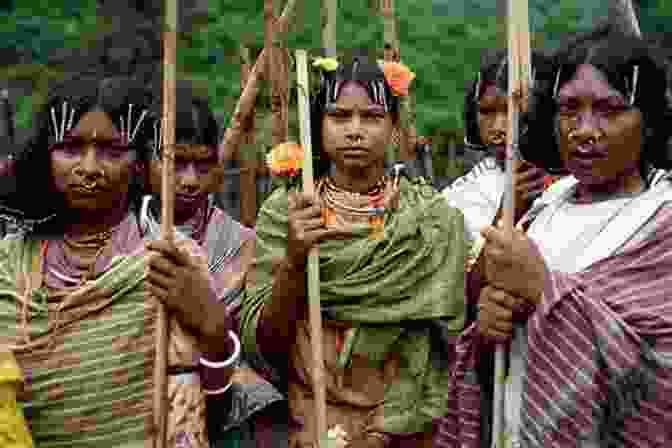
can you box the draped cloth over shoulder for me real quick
[436,187,672,447]
[0,234,154,447]
[0,212,217,448]
[241,177,468,439]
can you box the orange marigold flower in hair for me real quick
[379,61,416,96]
[266,142,304,177]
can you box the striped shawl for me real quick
[436,204,672,447]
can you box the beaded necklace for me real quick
[47,225,119,286]
[318,176,398,239]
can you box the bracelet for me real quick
[203,382,233,395]
[199,330,241,369]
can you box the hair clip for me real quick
[128,104,133,143]
[60,102,67,143]
[66,106,76,133]
[120,116,126,143]
[629,65,639,106]
[152,119,162,158]
[50,107,60,142]
[474,71,482,101]
[553,66,562,98]
[380,81,389,112]
[50,101,77,142]
[129,109,148,143]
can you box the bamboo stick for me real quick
[492,1,530,447]
[154,0,178,446]
[218,0,297,163]
[238,45,258,227]
[322,0,337,57]
[296,49,327,448]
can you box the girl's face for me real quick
[50,109,139,215]
[555,64,643,188]
[149,143,222,221]
[477,84,508,162]
[321,81,394,174]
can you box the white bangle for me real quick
[204,382,233,395]
[200,330,241,369]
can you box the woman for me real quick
[436,24,672,447]
[142,83,285,447]
[442,48,554,245]
[0,72,236,447]
[240,56,468,447]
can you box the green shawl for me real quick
[240,177,467,434]
[0,236,152,448]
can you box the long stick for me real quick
[154,0,177,446]
[322,0,337,57]
[492,0,529,447]
[296,49,327,448]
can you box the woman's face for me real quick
[321,81,393,174]
[149,144,222,221]
[477,84,508,162]
[50,109,139,215]
[555,64,643,187]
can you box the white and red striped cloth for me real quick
[436,205,672,447]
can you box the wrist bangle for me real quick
[200,330,241,369]
[203,382,233,395]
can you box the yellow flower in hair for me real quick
[266,142,304,177]
[313,57,340,72]
[379,61,416,96]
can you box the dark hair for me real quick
[464,48,553,151]
[521,23,672,176]
[171,81,219,152]
[0,71,158,231]
[310,55,400,178]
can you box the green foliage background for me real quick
[0,0,668,179]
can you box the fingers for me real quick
[480,225,510,251]
[517,177,546,200]
[146,239,191,266]
[146,251,180,277]
[288,191,319,212]
[515,164,545,182]
[146,263,174,290]
[478,286,516,340]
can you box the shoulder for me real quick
[401,178,466,225]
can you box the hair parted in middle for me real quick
[463,48,553,152]
[0,70,160,230]
[310,53,400,178]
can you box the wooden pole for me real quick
[268,1,289,149]
[155,0,177,446]
[492,1,530,447]
[322,0,337,57]
[238,45,258,227]
[381,0,415,163]
[296,49,327,448]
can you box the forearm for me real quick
[257,257,307,359]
